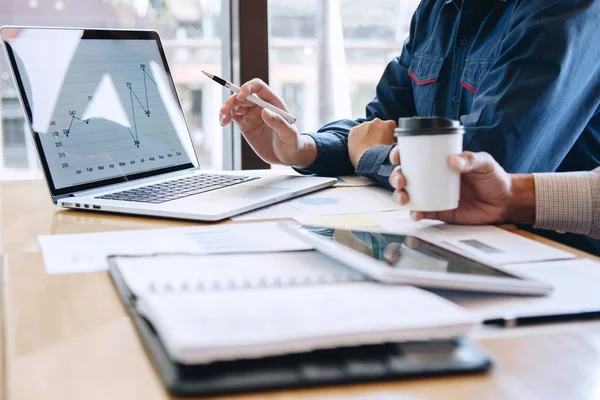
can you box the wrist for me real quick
[350,146,368,169]
[504,174,536,225]
[350,152,361,169]
[292,134,318,169]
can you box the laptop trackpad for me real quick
[226,185,288,199]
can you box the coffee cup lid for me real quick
[394,117,464,137]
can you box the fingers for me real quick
[261,109,297,142]
[236,78,285,108]
[377,118,398,144]
[410,211,440,221]
[219,94,254,126]
[220,78,287,126]
[449,151,499,175]
[384,119,398,129]
[232,114,243,124]
[389,165,409,205]
[389,146,400,165]
[219,95,238,126]
[233,106,250,117]
[369,117,397,128]
[411,210,459,224]
[392,190,409,205]
[389,166,406,189]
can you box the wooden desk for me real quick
[2,180,600,400]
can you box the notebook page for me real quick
[136,283,477,364]
[115,251,366,296]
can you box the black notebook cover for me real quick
[108,255,493,397]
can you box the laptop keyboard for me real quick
[95,173,259,204]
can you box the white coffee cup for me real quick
[394,117,464,211]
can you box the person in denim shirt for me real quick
[219,0,600,254]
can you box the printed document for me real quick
[441,258,600,322]
[232,186,404,221]
[38,222,312,274]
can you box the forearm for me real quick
[290,135,318,169]
[355,145,395,191]
[293,121,358,177]
[504,174,536,226]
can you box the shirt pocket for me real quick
[408,54,444,116]
[460,60,494,96]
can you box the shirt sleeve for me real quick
[294,7,419,187]
[462,0,600,174]
[533,168,600,239]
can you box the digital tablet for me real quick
[279,222,553,296]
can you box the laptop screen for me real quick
[1,27,197,196]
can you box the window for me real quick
[0,0,230,180]
[269,0,420,137]
[0,0,423,178]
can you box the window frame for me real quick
[228,0,270,170]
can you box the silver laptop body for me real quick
[1,26,335,221]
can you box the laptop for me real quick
[1,26,336,221]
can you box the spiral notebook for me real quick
[109,251,477,365]
[115,251,366,296]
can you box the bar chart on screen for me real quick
[30,39,192,189]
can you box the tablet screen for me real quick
[302,226,517,278]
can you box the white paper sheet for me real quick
[232,186,405,221]
[38,222,313,275]
[415,224,574,266]
[441,259,600,323]
[335,175,377,187]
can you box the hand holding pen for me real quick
[209,73,317,168]
[204,71,296,124]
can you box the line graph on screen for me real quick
[37,41,190,188]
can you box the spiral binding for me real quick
[147,272,367,293]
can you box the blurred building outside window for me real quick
[0,0,419,179]
[269,0,420,141]
[0,0,226,180]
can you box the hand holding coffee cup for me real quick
[392,117,464,211]
[390,146,515,225]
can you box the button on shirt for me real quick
[296,0,600,254]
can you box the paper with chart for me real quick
[38,222,313,275]
[413,224,575,266]
[232,186,405,221]
[9,31,195,190]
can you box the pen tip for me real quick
[201,70,213,79]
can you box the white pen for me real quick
[202,70,297,124]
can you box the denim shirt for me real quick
[297,0,600,255]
